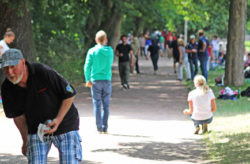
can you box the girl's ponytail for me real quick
[194,75,209,94]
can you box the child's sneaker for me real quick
[194,125,200,134]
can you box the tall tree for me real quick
[225,0,247,86]
[0,0,36,84]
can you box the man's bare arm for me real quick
[13,114,28,156]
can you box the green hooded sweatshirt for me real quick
[84,44,114,82]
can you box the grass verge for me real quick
[185,66,250,163]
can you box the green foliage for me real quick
[121,0,230,38]
[28,0,245,84]
[32,0,87,84]
[247,0,250,34]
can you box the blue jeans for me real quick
[189,57,198,80]
[191,117,213,127]
[198,54,208,80]
[91,80,112,131]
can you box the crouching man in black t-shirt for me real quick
[1,49,82,163]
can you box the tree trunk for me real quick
[109,14,123,50]
[0,0,36,85]
[225,0,247,86]
[134,17,143,36]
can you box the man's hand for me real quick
[22,142,27,156]
[44,118,60,134]
[119,53,123,57]
[85,81,93,88]
[192,49,197,53]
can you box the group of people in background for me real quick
[84,30,219,136]
[120,29,231,83]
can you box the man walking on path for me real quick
[130,34,140,74]
[197,30,209,80]
[115,35,134,90]
[1,49,82,163]
[84,30,114,133]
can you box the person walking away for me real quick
[147,39,160,74]
[186,35,198,80]
[1,49,82,163]
[130,34,141,74]
[211,35,220,65]
[177,38,191,81]
[197,30,209,81]
[169,36,179,74]
[84,30,114,133]
[139,33,145,57]
[115,35,134,90]
[159,34,165,56]
[183,75,216,134]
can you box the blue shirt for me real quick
[198,36,209,57]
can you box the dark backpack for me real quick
[244,68,250,78]
[241,87,250,97]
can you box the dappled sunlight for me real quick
[211,114,250,133]
[92,141,206,163]
[204,132,250,163]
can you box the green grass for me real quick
[185,66,250,163]
[246,41,250,51]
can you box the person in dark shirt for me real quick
[1,49,82,163]
[147,39,160,74]
[197,29,209,80]
[115,35,134,90]
[186,35,198,80]
[170,37,179,74]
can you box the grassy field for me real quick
[185,66,250,163]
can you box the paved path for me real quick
[0,57,210,164]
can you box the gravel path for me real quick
[0,56,211,164]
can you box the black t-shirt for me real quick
[116,43,132,63]
[170,40,179,58]
[186,42,198,59]
[148,44,160,56]
[1,62,79,135]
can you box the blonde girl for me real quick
[183,75,216,134]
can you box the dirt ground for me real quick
[0,56,212,164]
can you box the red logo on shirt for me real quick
[38,88,47,93]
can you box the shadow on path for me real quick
[92,140,213,163]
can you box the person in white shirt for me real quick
[0,28,15,56]
[0,28,15,68]
[211,35,220,63]
[138,33,145,57]
[183,75,216,134]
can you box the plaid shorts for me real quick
[27,130,82,164]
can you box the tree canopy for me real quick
[0,0,249,84]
